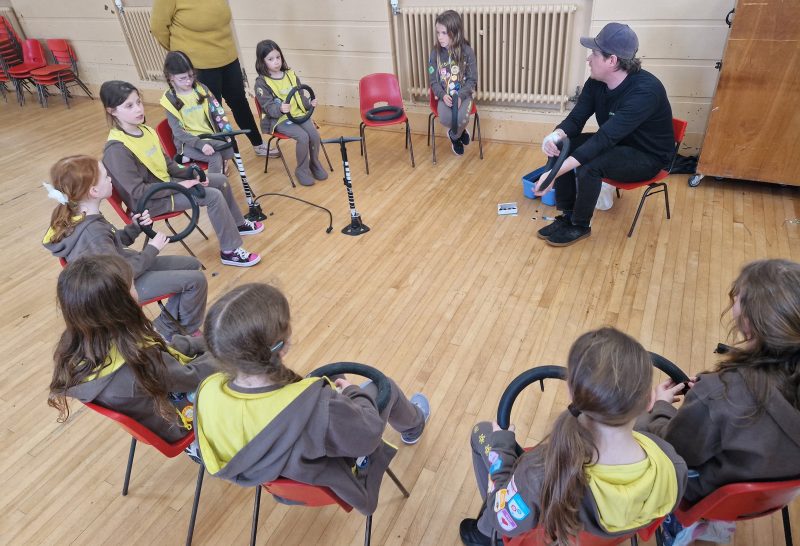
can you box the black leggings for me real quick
[196,58,263,146]
[555,133,664,227]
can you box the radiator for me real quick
[117,7,166,82]
[396,4,577,108]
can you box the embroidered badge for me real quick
[487,475,495,494]
[497,509,517,532]
[484,444,492,456]
[506,476,518,498]
[507,494,531,521]
[448,82,456,90]
[257,87,263,95]
[450,74,458,82]
[489,456,502,475]
[451,65,460,75]
[494,489,507,512]
[478,433,486,444]
[428,65,435,74]
[440,67,447,77]
[473,425,479,434]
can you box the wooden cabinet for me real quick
[696,0,800,186]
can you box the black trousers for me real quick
[196,58,263,146]
[555,133,664,227]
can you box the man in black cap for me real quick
[534,22,674,246]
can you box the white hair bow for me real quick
[43,182,69,205]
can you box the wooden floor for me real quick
[1,96,799,545]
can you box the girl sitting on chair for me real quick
[194,283,430,515]
[640,259,800,504]
[48,254,218,442]
[100,80,262,267]
[42,154,206,341]
[161,51,234,175]
[461,328,687,546]
[253,40,327,186]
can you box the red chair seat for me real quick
[604,170,669,191]
[358,72,415,174]
[361,111,410,128]
[426,88,483,163]
[30,63,72,77]
[155,119,209,171]
[8,61,44,76]
[262,478,353,511]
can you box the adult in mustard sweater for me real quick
[150,0,274,157]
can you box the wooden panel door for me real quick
[697,0,800,186]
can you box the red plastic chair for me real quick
[0,16,22,63]
[602,117,688,237]
[29,39,93,108]
[0,71,9,103]
[672,480,800,546]
[427,88,483,164]
[247,469,410,546]
[81,402,205,544]
[358,73,415,175]
[155,119,209,171]
[107,185,208,268]
[7,38,46,106]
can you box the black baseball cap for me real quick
[580,22,639,60]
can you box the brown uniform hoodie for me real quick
[66,335,217,442]
[195,375,397,515]
[638,369,800,504]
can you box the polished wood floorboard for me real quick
[0,97,798,545]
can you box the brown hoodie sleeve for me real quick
[161,348,218,393]
[323,385,385,458]
[81,218,158,278]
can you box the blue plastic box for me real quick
[522,167,556,206]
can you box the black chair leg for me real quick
[783,505,794,546]
[430,115,437,165]
[475,112,483,160]
[407,121,415,168]
[627,191,650,238]
[164,218,205,270]
[427,113,433,147]
[362,125,370,175]
[364,514,372,546]
[121,437,137,496]
[185,463,205,546]
[662,182,671,219]
[251,486,262,546]
[630,533,639,545]
[320,140,334,172]
[386,468,410,498]
[275,141,295,188]
[180,211,209,241]
[359,122,365,156]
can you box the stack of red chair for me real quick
[30,38,94,108]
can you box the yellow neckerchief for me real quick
[584,431,679,533]
[261,70,305,129]
[195,374,323,474]
[107,125,170,182]
[436,47,461,95]
[42,214,85,244]
[159,85,215,137]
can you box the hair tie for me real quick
[270,340,284,353]
[567,403,582,418]
[43,182,69,205]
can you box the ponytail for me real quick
[539,411,596,545]
[46,156,100,244]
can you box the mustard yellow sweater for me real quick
[150,0,237,69]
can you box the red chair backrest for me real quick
[358,73,404,118]
[82,401,194,457]
[21,38,46,65]
[108,186,134,225]
[45,38,76,67]
[58,257,67,268]
[504,528,643,546]
[671,118,688,147]
[155,119,178,158]
[261,478,353,512]
[676,479,800,526]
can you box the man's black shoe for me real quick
[459,518,502,546]
[546,223,591,246]
[537,214,570,240]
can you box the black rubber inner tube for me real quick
[537,137,571,193]
[197,129,252,151]
[187,165,206,199]
[496,365,566,430]
[285,84,315,125]
[365,105,404,122]
[307,362,391,413]
[496,353,691,429]
[135,182,200,242]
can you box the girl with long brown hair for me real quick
[42,154,207,340]
[48,254,217,442]
[461,328,687,546]
[428,9,478,156]
[641,259,800,505]
[193,283,430,515]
